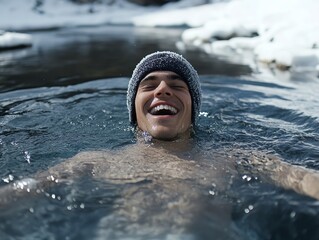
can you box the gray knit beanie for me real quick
[127,51,201,124]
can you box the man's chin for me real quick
[149,127,178,141]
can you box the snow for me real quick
[0,32,32,49]
[133,0,319,74]
[0,0,152,31]
[0,0,318,75]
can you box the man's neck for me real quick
[135,129,195,154]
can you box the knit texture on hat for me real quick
[127,51,201,124]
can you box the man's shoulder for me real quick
[70,145,139,161]
[71,150,111,160]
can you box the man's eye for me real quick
[141,85,156,91]
[171,85,187,90]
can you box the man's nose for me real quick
[154,81,172,97]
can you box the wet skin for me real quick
[135,71,192,140]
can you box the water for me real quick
[1,26,319,240]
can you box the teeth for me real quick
[150,105,177,114]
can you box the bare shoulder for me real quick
[68,144,145,161]
[36,149,118,181]
[67,150,113,163]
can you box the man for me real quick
[1,51,319,238]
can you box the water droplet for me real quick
[242,175,252,181]
[209,190,215,196]
[244,204,254,213]
[199,112,208,117]
[2,174,14,183]
[2,178,9,183]
[29,208,34,213]
[80,203,85,209]
[24,151,31,164]
[290,211,296,218]
[51,194,56,199]
[46,175,55,181]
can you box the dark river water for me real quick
[0,25,251,93]
[1,26,319,240]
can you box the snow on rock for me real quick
[0,32,32,49]
[133,2,227,28]
[133,0,319,74]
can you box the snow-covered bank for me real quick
[0,0,151,31]
[134,0,319,74]
[0,0,151,50]
[0,31,32,49]
[0,0,205,50]
[1,0,318,76]
[0,0,208,31]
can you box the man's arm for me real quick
[0,151,103,207]
[246,152,319,200]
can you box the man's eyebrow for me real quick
[140,75,157,83]
[141,73,183,83]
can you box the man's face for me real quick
[135,71,192,140]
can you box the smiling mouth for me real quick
[149,104,178,116]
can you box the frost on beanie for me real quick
[127,51,201,125]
